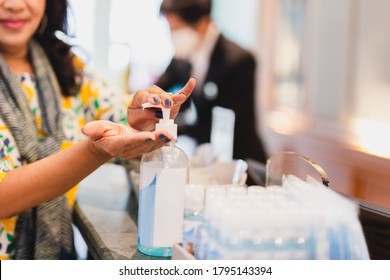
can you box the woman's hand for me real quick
[82,120,172,160]
[127,77,196,131]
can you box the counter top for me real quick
[73,163,169,260]
[73,164,390,260]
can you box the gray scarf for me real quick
[0,40,74,259]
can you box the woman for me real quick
[0,0,195,259]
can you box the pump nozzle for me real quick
[142,102,178,139]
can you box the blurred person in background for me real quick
[156,0,267,177]
[0,0,194,259]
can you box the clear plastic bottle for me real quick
[194,187,226,259]
[138,104,189,257]
[182,184,205,254]
[215,198,252,260]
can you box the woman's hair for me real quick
[34,0,78,97]
[160,0,212,24]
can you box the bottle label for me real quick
[138,165,187,247]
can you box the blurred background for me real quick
[67,0,390,208]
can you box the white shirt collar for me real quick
[189,22,221,86]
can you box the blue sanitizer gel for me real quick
[138,104,189,257]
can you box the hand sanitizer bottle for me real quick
[138,103,189,257]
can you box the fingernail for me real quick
[159,134,166,139]
[155,110,163,119]
[164,99,172,106]
[145,138,153,142]
[153,96,160,103]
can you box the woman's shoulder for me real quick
[71,54,103,85]
[72,55,86,72]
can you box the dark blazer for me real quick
[156,34,267,166]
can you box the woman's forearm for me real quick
[0,139,112,218]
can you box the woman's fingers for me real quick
[81,121,174,159]
[109,130,173,159]
[127,78,196,130]
[172,77,196,105]
[170,77,196,118]
[128,85,174,131]
[130,85,173,109]
[127,106,159,131]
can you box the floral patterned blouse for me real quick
[0,59,129,259]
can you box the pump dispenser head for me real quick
[142,102,178,139]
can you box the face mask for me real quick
[171,27,200,59]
